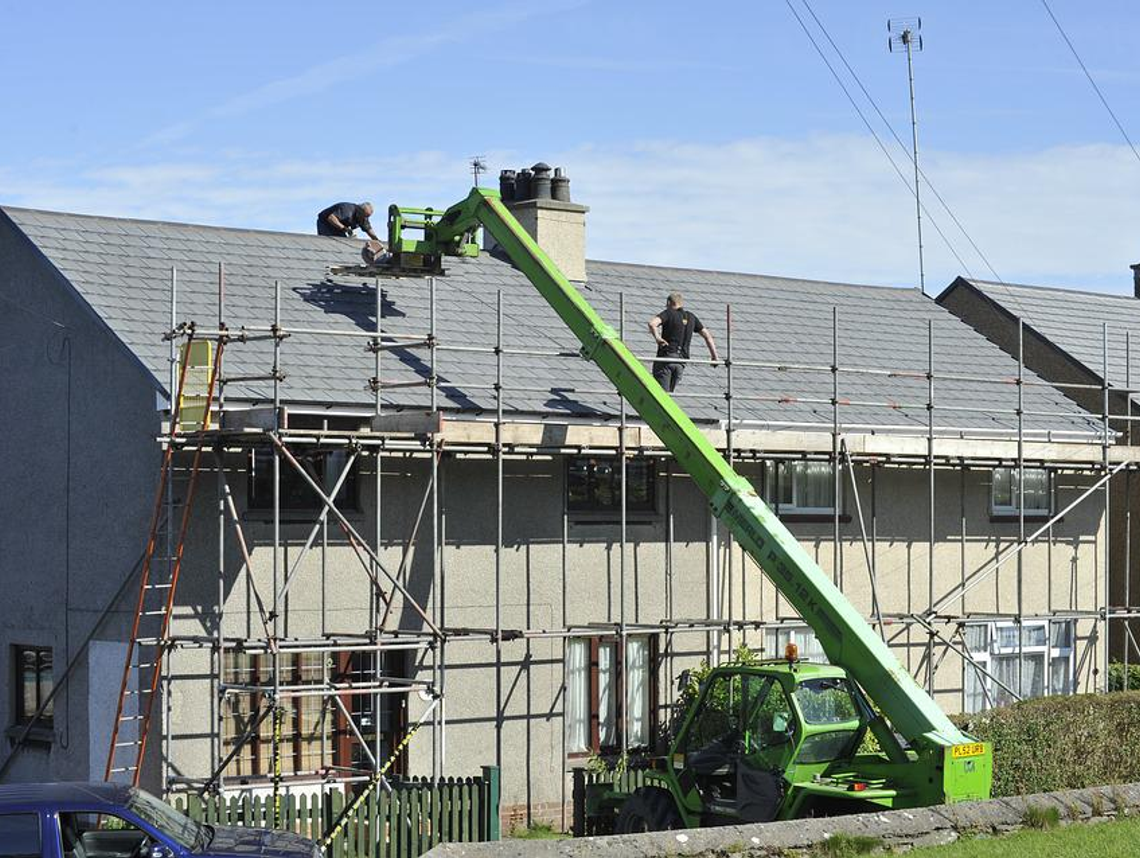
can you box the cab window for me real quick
[0,813,40,858]
[793,677,859,724]
[792,677,862,764]
[680,673,794,756]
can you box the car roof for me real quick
[0,782,135,813]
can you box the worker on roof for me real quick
[317,201,382,241]
[647,292,719,392]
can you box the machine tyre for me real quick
[615,787,684,834]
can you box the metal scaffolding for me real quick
[146,260,1140,826]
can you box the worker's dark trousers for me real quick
[317,219,343,236]
[653,360,684,392]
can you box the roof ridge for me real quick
[587,257,924,294]
[0,204,324,241]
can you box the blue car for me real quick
[0,783,319,858]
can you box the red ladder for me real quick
[104,334,225,785]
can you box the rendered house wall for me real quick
[0,215,161,786]
[159,452,1104,822]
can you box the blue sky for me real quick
[2,1,1138,292]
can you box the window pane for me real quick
[963,625,988,653]
[992,655,1018,706]
[36,651,52,721]
[19,651,36,719]
[997,626,1019,649]
[250,449,359,512]
[625,639,649,748]
[565,641,589,753]
[1022,625,1047,648]
[797,462,833,510]
[0,813,40,857]
[1051,656,1072,696]
[769,626,827,664]
[1023,654,1046,697]
[963,662,987,714]
[598,644,617,747]
[992,468,1013,508]
[1050,621,1073,649]
[1023,469,1049,511]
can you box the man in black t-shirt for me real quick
[316,201,382,241]
[647,292,719,392]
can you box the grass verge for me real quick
[907,814,1140,857]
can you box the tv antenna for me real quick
[470,156,487,188]
[888,17,926,295]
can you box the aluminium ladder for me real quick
[103,335,224,785]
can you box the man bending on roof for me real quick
[647,292,719,392]
[317,201,382,241]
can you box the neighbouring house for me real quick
[938,275,1140,659]
[0,185,1126,829]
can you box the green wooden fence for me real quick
[173,767,500,857]
[571,766,648,836]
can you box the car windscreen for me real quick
[127,789,202,849]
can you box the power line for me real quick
[782,0,977,280]
[1040,0,1140,166]
[800,0,1004,283]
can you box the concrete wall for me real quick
[0,214,161,785]
[160,449,1105,826]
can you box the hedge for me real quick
[951,689,1140,797]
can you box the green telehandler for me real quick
[370,188,993,832]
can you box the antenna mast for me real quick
[889,17,925,294]
[470,156,487,188]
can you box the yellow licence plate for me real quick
[951,743,985,759]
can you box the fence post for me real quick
[571,768,586,838]
[481,766,501,841]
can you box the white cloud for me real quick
[4,134,1139,294]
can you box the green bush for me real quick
[952,690,1140,797]
[1108,661,1140,691]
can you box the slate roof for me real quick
[948,278,1140,390]
[2,207,1104,440]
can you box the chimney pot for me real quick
[531,162,553,200]
[515,168,533,201]
[499,169,517,203]
[1132,263,1140,298]
[551,167,571,202]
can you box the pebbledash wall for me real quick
[158,449,1105,828]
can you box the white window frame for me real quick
[763,461,839,516]
[764,625,828,664]
[962,619,1074,713]
[991,467,1051,517]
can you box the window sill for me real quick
[6,724,54,747]
[776,513,851,524]
[568,515,660,526]
[989,514,1055,524]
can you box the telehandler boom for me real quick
[381,188,991,829]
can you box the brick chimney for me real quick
[491,162,589,281]
[1132,262,1140,298]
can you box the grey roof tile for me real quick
[958,279,1140,391]
[1,206,1103,440]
